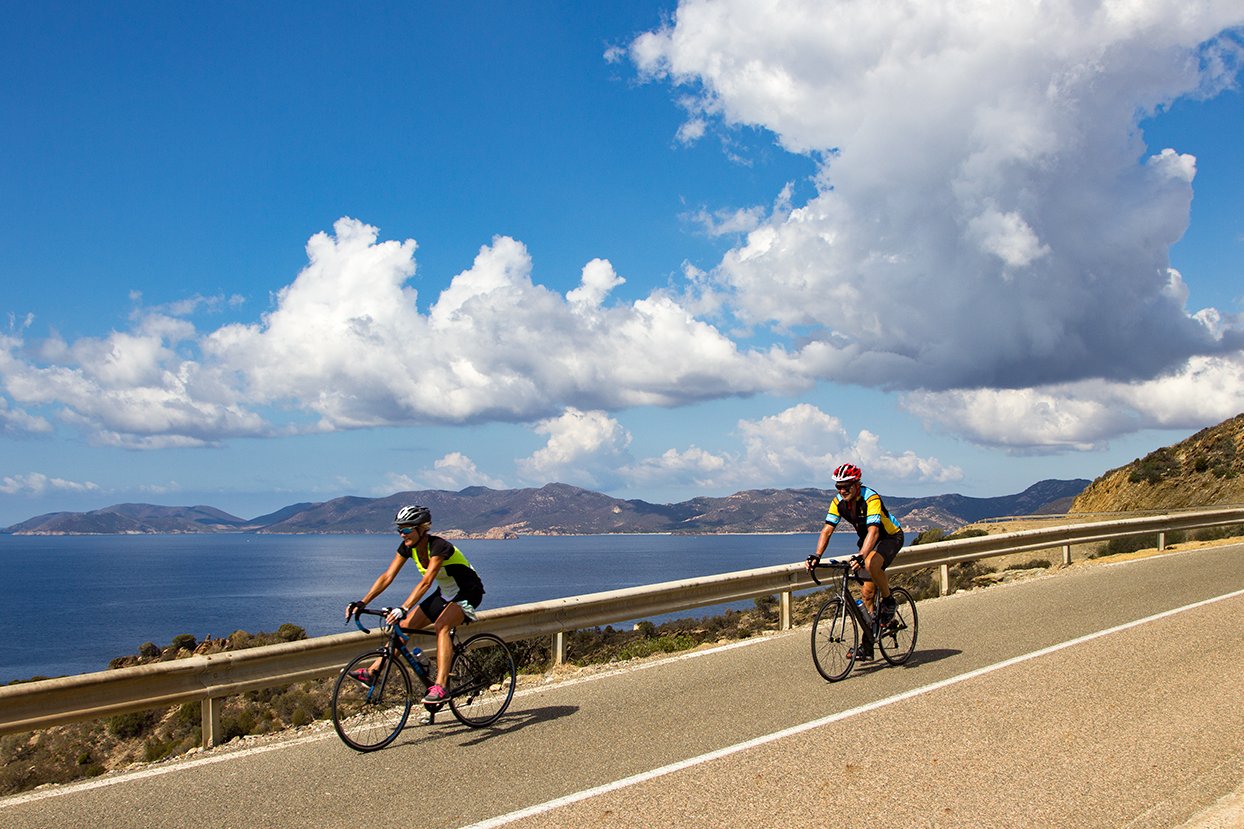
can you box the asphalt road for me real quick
[3,542,1243,829]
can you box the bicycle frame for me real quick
[808,554,918,681]
[349,607,501,709]
[810,557,877,638]
[351,609,437,686]
[334,607,517,749]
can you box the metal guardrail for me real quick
[2,507,1242,747]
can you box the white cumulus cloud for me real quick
[0,472,100,496]
[621,403,960,492]
[517,408,634,489]
[383,452,507,493]
[631,0,1244,397]
[1,218,809,447]
[903,352,1244,451]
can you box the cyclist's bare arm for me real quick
[808,523,835,569]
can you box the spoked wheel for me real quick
[878,587,918,666]
[448,633,517,727]
[811,597,859,682]
[331,651,413,751]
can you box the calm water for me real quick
[0,532,854,682]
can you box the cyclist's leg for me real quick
[863,550,892,600]
[872,533,903,622]
[431,602,465,689]
[364,606,433,675]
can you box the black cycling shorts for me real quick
[418,586,483,623]
[857,530,904,568]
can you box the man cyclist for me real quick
[345,505,485,704]
[805,463,904,661]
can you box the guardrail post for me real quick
[780,590,793,630]
[553,631,567,666]
[1158,532,1166,551]
[1062,544,1072,566]
[201,696,224,748]
[939,564,950,596]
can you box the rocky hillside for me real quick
[5,480,1087,536]
[1071,412,1244,512]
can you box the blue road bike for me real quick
[331,607,517,751]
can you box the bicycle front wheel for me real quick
[811,597,858,682]
[331,650,413,751]
[448,633,517,727]
[878,587,918,666]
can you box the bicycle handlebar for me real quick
[347,606,391,634]
[806,554,866,586]
[346,606,436,639]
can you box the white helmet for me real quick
[394,504,431,525]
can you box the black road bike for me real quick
[331,607,517,751]
[807,556,918,681]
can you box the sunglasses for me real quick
[835,483,856,492]
[397,525,419,535]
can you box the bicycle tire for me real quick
[331,650,413,751]
[877,587,918,666]
[811,596,858,682]
[448,633,517,727]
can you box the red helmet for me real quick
[832,463,862,485]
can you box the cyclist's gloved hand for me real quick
[346,600,365,620]
[386,605,408,625]
[805,555,819,571]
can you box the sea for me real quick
[0,532,857,683]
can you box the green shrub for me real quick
[1094,535,1154,557]
[892,569,940,602]
[943,560,993,592]
[108,710,156,739]
[1194,523,1244,542]
[947,528,989,540]
[168,634,197,653]
[615,634,700,661]
[221,710,258,742]
[912,528,946,546]
[1128,448,1181,484]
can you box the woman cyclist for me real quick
[344,504,485,704]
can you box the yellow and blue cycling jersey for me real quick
[825,486,903,541]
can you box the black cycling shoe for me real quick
[877,596,897,624]
[847,645,874,662]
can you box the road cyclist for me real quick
[344,504,486,705]
[805,463,905,662]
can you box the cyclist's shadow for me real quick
[393,704,579,750]
[853,647,960,675]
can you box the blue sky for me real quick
[2,2,1242,527]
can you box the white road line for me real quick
[0,635,779,810]
[0,732,331,808]
[460,586,1244,829]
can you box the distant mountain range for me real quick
[2,479,1089,536]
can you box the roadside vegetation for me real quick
[5,521,1242,796]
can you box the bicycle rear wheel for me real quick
[878,587,918,666]
[811,597,858,682]
[331,650,413,751]
[448,633,517,727]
